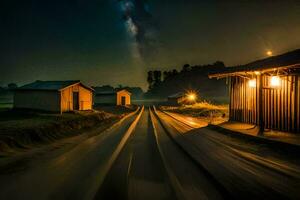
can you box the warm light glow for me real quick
[254,71,260,75]
[248,79,256,88]
[266,50,273,56]
[270,76,280,87]
[187,93,196,101]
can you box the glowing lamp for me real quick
[248,79,256,88]
[270,76,280,87]
[187,93,196,101]
[254,71,260,75]
[266,50,273,56]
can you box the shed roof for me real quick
[209,49,300,78]
[116,89,131,95]
[17,80,94,91]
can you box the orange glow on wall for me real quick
[266,50,273,56]
[248,79,256,88]
[270,76,281,87]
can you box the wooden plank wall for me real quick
[230,76,257,124]
[230,75,300,133]
[296,75,299,133]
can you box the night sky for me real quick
[1,0,300,89]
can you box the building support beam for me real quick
[294,76,298,132]
[258,74,264,135]
[60,92,63,115]
[229,77,232,120]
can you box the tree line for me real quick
[0,83,18,93]
[147,61,225,91]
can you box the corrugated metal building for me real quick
[94,89,131,106]
[14,80,94,113]
[167,92,185,105]
[209,49,300,134]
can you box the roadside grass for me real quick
[0,103,13,109]
[0,93,13,109]
[160,101,229,124]
[94,104,137,115]
[0,108,130,155]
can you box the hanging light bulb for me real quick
[248,79,256,88]
[266,50,273,56]
[270,76,280,87]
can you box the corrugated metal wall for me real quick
[230,76,258,124]
[230,75,300,133]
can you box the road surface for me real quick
[0,106,299,200]
[155,108,300,199]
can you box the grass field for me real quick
[0,107,133,155]
[0,93,138,155]
[0,104,13,109]
[160,101,229,124]
[0,93,13,109]
[94,104,137,115]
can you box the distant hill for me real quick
[145,62,229,103]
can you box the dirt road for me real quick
[0,106,299,200]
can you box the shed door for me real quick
[121,96,126,106]
[73,92,79,110]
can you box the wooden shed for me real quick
[209,49,300,134]
[94,89,131,106]
[167,92,185,105]
[14,80,94,113]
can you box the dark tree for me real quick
[92,85,114,93]
[7,83,17,90]
[100,85,114,90]
[172,69,178,76]
[153,70,162,84]
[125,87,144,99]
[182,64,191,72]
[213,61,225,68]
[163,71,168,81]
[145,61,227,100]
[147,71,154,89]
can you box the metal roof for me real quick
[17,80,94,91]
[116,89,132,95]
[209,49,300,78]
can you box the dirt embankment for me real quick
[0,108,132,155]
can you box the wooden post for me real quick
[229,77,232,120]
[60,92,63,115]
[258,74,264,135]
[294,76,298,132]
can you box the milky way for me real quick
[118,0,158,62]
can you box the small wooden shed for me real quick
[14,80,94,113]
[94,89,131,106]
[167,92,185,105]
[209,49,300,133]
